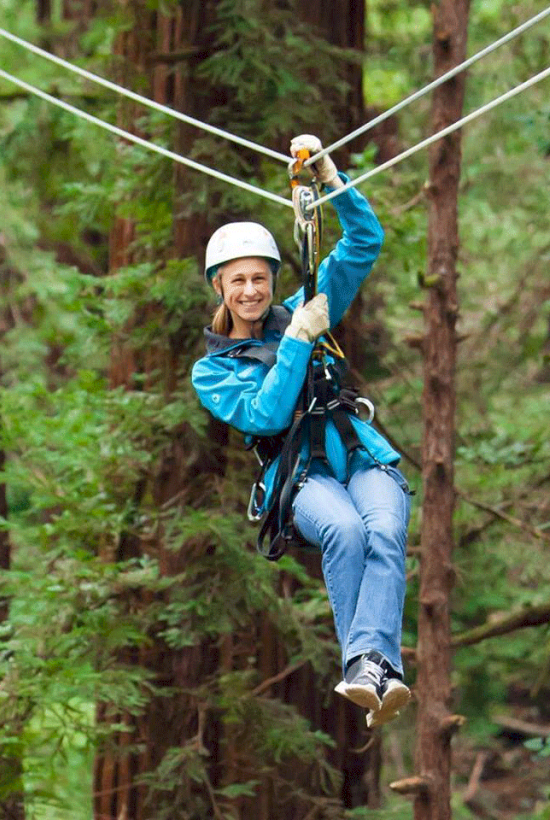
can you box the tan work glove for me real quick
[285,292,330,343]
[290,134,339,187]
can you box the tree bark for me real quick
[414,3,470,820]
[36,0,51,25]
[452,602,550,648]
[296,0,364,154]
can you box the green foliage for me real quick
[525,737,550,758]
[0,0,549,816]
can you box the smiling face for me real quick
[214,257,273,338]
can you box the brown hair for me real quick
[211,302,232,336]
[210,270,232,336]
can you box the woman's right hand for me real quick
[290,135,339,186]
[285,292,330,342]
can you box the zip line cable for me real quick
[0,62,548,213]
[0,68,293,209]
[0,42,548,211]
[306,6,550,169]
[311,64,550,209]
[0,5,547,182]
[0,27,291,165]
[1,5,548,174]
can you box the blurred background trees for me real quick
[0,0,549,818]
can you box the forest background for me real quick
[0,0,549,818]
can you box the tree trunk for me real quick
[36,0,51,25]
[93,6,228,819]
[413,3,470,819]
[296,0,364,155]
[92,0,382,816]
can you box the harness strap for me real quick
[309,408,327,462]
[256,410,310,560]
[255,365,373,560]
[307,369,330,462]
[328,406,364,475]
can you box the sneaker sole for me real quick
[367,708,399,728]
[334,680,382,711]
[366,682,410,727]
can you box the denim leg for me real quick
[292,472,370,670]
[292,465,410,676]
[345,465,410,675]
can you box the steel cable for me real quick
[0,68,293,209]
[2,6,548,174]
[311,64,550,209]
[0,26,291,164]
[0,39,548,210]
[306,6,550,168]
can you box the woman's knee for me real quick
[319,514,367,556]
[368,511,408,553]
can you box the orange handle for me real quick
[290,148,310,188]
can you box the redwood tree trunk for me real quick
[413,3,470,819]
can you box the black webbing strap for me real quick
[327,406,364,474]
[308,367,328,463]
[256,408,311,561]
[309,407,326,461]
[255,362,369,561]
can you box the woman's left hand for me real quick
[285,292,330,342]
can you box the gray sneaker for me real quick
[366,677,411,727]
[334,651,387,711]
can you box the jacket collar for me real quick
[203,306,291,355]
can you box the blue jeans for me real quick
[292,463,411,676]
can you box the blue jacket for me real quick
[192,176,401,512]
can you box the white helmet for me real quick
[204,222,281,284]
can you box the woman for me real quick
[192,135,411,727]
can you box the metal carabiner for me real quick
[291,184,322,302]
[289,148,323,304]
[355,397,375,423]
[247,481,265,522]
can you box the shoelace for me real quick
[359,658,385,687]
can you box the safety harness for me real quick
[203,311,375,562]
[249,152,375,560]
